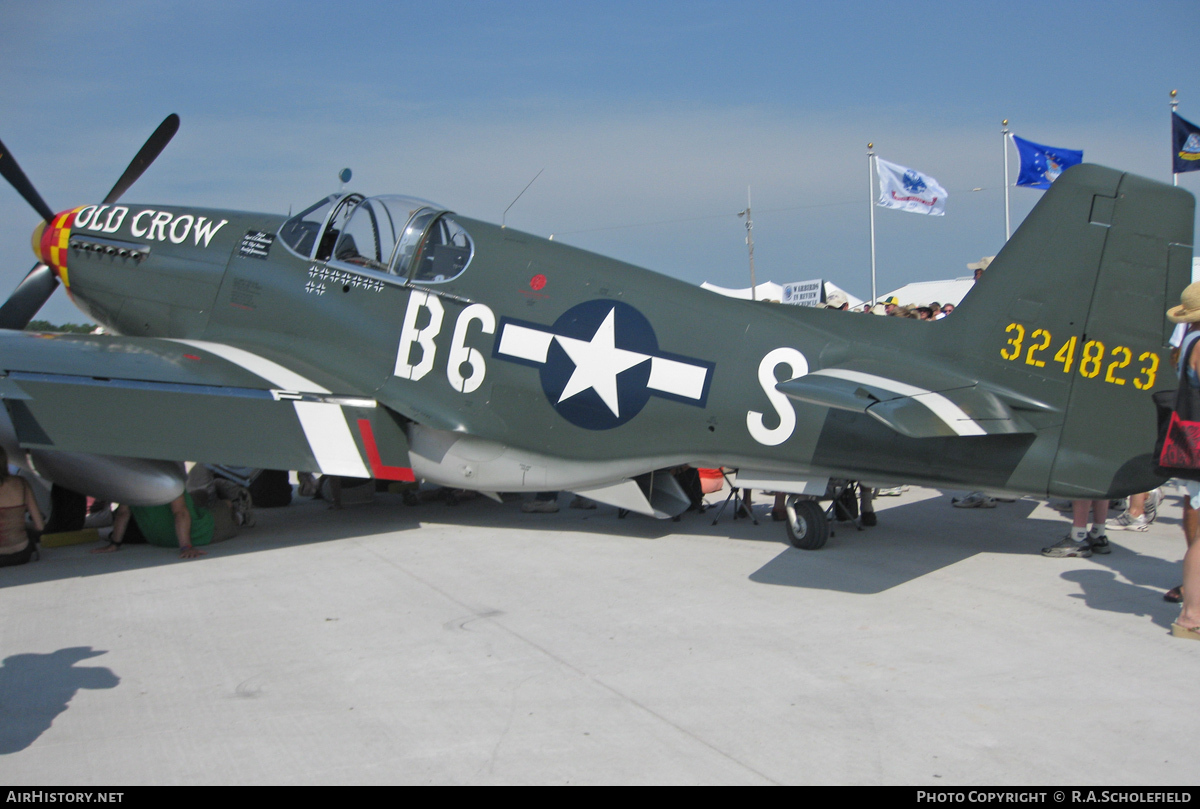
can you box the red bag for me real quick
[1159,410,1200,471]
[1155,336,1200,481]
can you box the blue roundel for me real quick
[539,300,658,430]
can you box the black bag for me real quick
[248,470,292,508]
[1154,338,1200,481]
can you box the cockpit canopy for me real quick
[278,194,473,283]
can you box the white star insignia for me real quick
[554,308,650,417]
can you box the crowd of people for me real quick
[816,289,958,319]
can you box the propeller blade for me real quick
[102,113,180,204]
[0,263,59,330]
[0,137,56,223]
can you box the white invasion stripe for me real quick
[810,368,986,436]
[810,368,927,397]
[292,402,370,477]
[647,357,707,400]
[496,324,554,363]
[908,392,987,436]
[168,339,330,394]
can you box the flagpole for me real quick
[1172,90,1179,187]
[868,143,877,306]
[1002,119,1011,241]
[737,186,755,300]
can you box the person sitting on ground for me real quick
[0,448,44,568]
[92,492,224,560]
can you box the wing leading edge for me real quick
[0,330,413,480]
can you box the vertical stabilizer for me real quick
[938,164,1194,496]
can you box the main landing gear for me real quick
[783,496,829,550]
[782,481,875,550]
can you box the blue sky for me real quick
[1,0,1197,322]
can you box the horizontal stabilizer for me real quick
[779,367,1037,438]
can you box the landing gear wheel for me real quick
[784,496,829,550]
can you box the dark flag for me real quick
[1174,112,1200,174]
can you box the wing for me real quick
[0,330,413,480]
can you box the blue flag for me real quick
[1173,112,1200,174]
[1012,135,1084,189]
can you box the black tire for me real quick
[784,497,829,550]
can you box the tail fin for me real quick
[939,164,1194,497]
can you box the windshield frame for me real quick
[277,193,367,261]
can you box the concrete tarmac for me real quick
[0,484,1196,785]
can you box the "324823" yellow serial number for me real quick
[1000,323,1159,389]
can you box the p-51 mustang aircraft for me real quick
[0,115,1194,548]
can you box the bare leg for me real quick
[1178,500,1200,629]
[92,505,131,553]
[772,492,786,521]
[1071,499,1091,530]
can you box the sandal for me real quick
[1171,622,1200,640]
[1165,586,1183,603]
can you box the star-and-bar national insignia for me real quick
[492,299,713,430]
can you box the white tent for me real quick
[700,281,785,301]
[880,277,975,308]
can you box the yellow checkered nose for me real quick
[30,220,46,262]
[32,207,81,287]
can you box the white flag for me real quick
[875,157,947,216]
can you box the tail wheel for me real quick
[784,496,829,550]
